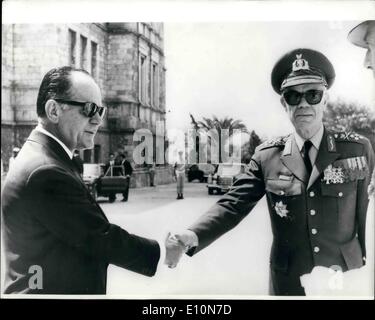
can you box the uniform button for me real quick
[311,228,317,235]
[338,192,343,197]
[310,209,316,216]
[314,246,320,253]
[309,191,315,197]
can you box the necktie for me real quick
[302,140,313,175]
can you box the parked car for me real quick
[207,163,247,195]
[187,163,217,182]
[83,164,129,202]
[199,163,217,182]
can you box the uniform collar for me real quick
[294,124,324,152]
[35,125,74,160]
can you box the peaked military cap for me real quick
[271,48,335,94]
[348,20,375,48]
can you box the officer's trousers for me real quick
[269,268,306,296]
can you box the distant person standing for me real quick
[72,150,84,176]
[104,153,115,175]
[149,162,156,187]
[174,151,185,200]
[8,147,20,172]
[120,153,133,202]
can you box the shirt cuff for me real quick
[157,240,166,269]
[185,229,199,248]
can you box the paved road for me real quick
[101,181,273,297]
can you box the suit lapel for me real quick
[281,135,309,184]
[28,130,85,188]
[307,130,341,189]
[28,130,75,171]
[28,129,109,221]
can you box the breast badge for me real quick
[274,201,289,219]
[322,156,369,184]
[322,165,345,184]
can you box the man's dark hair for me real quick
[36,66,91,117]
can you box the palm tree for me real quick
[191,115,248,163]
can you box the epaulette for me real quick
[332,131,366,143]
[257,134,290,151]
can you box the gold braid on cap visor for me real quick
[280,67,328,91]
[281,75,328,90]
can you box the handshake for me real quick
[164,230,199,268]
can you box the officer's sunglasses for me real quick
[282,89,324,106]
[54,99,107,119]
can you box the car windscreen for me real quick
[83,164,101,177]
[217,164,242,176]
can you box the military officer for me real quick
[348,20,375,296]
[348,20,375,196]
[167,48,375,296]
[348,20,375,78]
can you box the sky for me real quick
[164,21,375,139]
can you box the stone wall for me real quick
[130,165,174,188]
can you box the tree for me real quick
[323,99,375,151]
[190,115,248,163]
[241,130,263,164]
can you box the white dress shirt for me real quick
[35,125,73,160]
[294,125,324,167]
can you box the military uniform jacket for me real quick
[187,129,374,295]
[1,130,160,294]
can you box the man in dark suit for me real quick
[1,66,175,294]
[167,49,375,295]
[104,153,116,175]
[72,150,84,176]
[119,153,133,202]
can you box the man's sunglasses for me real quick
[54,99,107,119]
[282,89,324,106]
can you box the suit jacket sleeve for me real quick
[356,139,375,262]
[26,165,160,276]
[187,153,266,256]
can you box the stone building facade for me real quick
[2,23,173,186]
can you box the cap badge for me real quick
[292,54,310,72]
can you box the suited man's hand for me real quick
[164,233,186,268]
